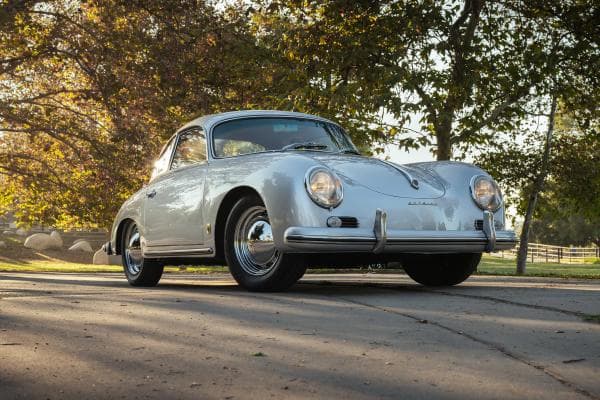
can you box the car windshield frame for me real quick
[209,116,359,159]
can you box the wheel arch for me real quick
[114,218,135,255]
[214,186,265,262]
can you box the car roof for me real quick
[176,110,337,134]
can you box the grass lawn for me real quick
[0,254,598,279]
[477,255,600,279]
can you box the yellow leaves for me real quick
[84,5,101,24]
[224,89,238,100]
[206,33,218,47]
[114,16,129,32]
[166,106,184,119]
[286,50,298,61]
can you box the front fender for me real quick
[409,161,507,228]
[108,188,146,254]
[203,153,327,250]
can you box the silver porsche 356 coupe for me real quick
[104,110,516,291]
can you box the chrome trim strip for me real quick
[284,226,517,253]
[286,236,516,245]
[143,247,213,257]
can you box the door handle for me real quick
[147,189,157,199]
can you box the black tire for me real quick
[402,253,481,286]
[121,222,164,287]
[224,195,306,292]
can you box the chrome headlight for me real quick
[305,167,343,208]
[470,175,502,211]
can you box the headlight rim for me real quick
[304,166,344,209]
[469,174,503,212]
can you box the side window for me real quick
[171,129,207,170]
[150,137,177,180]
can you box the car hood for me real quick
[305,153,446,199]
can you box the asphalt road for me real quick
[1,272,599,400]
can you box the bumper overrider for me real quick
[102,241,113,255]
[284,209,517,254]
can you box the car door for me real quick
[143,128,208,250]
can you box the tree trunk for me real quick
[516,96,557,274]
[435,113,453,161]
[436,132,452,161]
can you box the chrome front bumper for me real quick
[284,209,517,254]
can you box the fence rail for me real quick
[492,243,600,264]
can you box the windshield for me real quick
[212,117,358,158]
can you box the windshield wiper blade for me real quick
[281,142,328,151]
[338,149,361,155]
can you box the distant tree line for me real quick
[1,1,598,254]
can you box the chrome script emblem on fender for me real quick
[408,201,438,206]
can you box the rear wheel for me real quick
[224,195,306,292]
[402,253,481,286]
[121,222,164,287]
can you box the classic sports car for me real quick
[104,110,517,291]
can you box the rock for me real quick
[93,249,121,265]
[68,240,93,252]
[16,228,28,236]
[2,230,12,235]
[0,241,6,248]
[72,238,86,245]
[50,231,63,247]
[24,233,61,250]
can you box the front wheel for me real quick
[121,222,164,287]
[224,195,306,292]
[402,253,481,286]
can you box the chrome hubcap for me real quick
[234,206,280,276]
[125,224,143,276]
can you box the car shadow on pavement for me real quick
[2,272,600,313]
[2,272,599,400]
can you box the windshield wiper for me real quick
[281,142,328,151]
[338,149,361,155]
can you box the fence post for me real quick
[558,248,561,264]
[545,248,548,263]
[569,247,572,264]
[531,248,534,263]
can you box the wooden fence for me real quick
[492,243,600,264]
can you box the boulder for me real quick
[68,240,93,252]
[0,241,6,248]
[16,228,28,236]
[93,249,121,265]
[24,233,61,251]
[50,231,63,247]
[2,230,12,235]
[72,238,86,245]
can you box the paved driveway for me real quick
[1,272,599,399]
